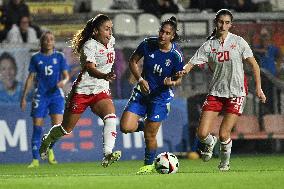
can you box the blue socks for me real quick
[31,125,44,160]
[144,148,156,165]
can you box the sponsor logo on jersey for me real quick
[38,61,43,65]
[149,54,154,58]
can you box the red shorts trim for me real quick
[66,90,112,114]
[202,95,246,116]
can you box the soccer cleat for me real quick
[39,134,50,160]
[136,164,156,174]
[27,159,39,168]
[48,149,58,165]
[101,151,121,168]
[201,136,217,162]
[218,163,230,171]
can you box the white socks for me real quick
[220,138,232,165]
[201,134,215,146]
[103,113,117,155]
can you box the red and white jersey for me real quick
[190,32,253,97]
[73,36,115,95]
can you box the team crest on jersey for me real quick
[230,44,237,49]
[99,49,104,54]
[165,59,171,66]
[53,58,58,64]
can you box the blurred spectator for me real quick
[252,0,272,12]
[4,0,42,38]
[254,27,282,76]
[0,52,23,103]
[139,0,179,17]
[111,0,138,9]
[4,0,29,28]
[233,0,257,12]
[75,0,91,13]
[0,0,8,42]
[189,0,225,12]
[5,15,38,43]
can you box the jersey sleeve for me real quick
[190,42,209,65]
[172,46,184,73]
[239,37,253,59]
[133,39,146,57]
[82,40,98,64]
[28,55,37,73]
[59,53,70,72]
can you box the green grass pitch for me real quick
[1,155,284,189]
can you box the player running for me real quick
[120,16,184,174]
[21,31,70,168]
[39,14,121,167]
[182,9,266,171]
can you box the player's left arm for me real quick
[245,57,266,103]
[57,70,70,88]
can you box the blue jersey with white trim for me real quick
[134,37,184,101]
[29,50,69,97]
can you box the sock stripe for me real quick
[103,113,116,120]
[221,138,232,145]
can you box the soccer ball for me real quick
[154,152,179,174]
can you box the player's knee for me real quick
[219,133,230,142]
[120,124,134,134]
[197,129,209,140]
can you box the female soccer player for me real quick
[21,31,70,168]
[120,16,184,174]
[39,14,121,167]
[182,9,266,171]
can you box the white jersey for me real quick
[73,36,115,95]
[190,32,253,97]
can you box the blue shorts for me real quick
[124,90,171,122]
[31,94,65,118]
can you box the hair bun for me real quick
[170,16,177,23]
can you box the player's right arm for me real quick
[129,49,149,94]
[83,40,116,81]
[20,73,35,111]
[84,62,116,81]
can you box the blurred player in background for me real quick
[182,9,266,171]
[21,31,70,168]
[39,14,121,167]
[120,16,184,174]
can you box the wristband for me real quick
[138,77,144,83]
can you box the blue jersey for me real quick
[29,50,69,97]
[135,37,184,101]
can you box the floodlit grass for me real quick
[1,155,284,189]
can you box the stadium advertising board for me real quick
[0,99,189,163]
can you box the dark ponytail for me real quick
[161,16,179,42]
[206,28,217,40]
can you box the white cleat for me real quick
[201,136,217,162]
[101,151,122,168]
[218,163,230,171]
